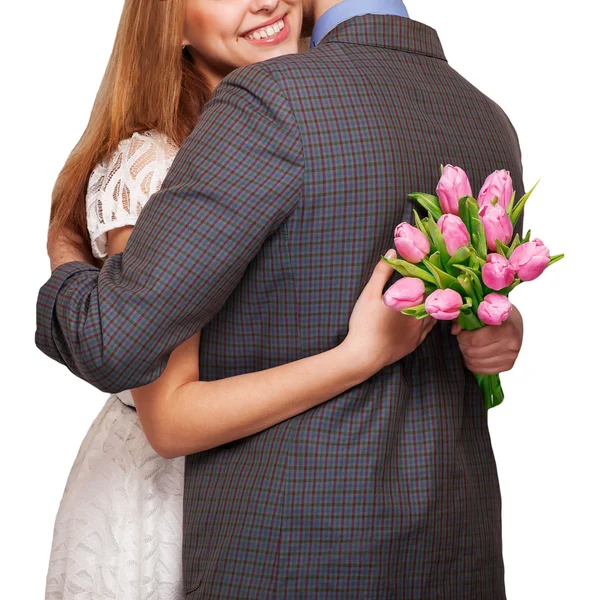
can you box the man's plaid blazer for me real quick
[37,16,523,599]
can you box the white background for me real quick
[1,0,598,597]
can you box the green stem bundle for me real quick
[458,309,504,409]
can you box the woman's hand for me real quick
[450,305,524,375]
[342,250,437,375]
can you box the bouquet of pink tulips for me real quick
[383,165,564,409]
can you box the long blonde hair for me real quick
[50,0,211,253]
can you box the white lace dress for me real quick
[45,131,186,600]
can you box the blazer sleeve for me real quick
[35,65,304,393]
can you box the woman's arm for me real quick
[108,228,435,459]
[133,330,375,458]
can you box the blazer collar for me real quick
[320,15,447,61]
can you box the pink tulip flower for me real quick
[477,293,512,326]
[436,165,473,215]
[425,288,464,320]
[509,238,551,281]
[394,223,431,263]
[482,253,516,291]
[479,203,513,251]
[438,214,471,255]
[383,278,426,311]
[478,170,513,210]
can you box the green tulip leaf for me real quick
[457,274,480,310]
[510,179,540,226]
[383,257,437,284]
[408,193,442,221]
[423,262,443,288]
[401,303,428,319]
[458,307,484,331]
[447,246,472,267]
[422,258,459,289]
[547,254,565,267]
[459,197,472,236]
[412,209,432,243]
[449,281,466,295]
[454,264,483,300]
[428,251,443,270]
[523,229,532,243]
[465,197,487,259]
[498,278,522,295]
[471,217,488,260]
[466,197,480,221]
[468,252,483,271]
[495,240,510,258]
[471,276,484,300]
[508,234,521,257]
[427,212,450,267]
[506,190,517,215]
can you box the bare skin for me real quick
[451,308,524,375]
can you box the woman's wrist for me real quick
[336,339,381,384]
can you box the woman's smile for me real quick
[242,14,291,44]
[183,0,302,89]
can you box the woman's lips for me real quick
[242,15,291,45]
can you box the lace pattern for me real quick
[45,396,185,600]
[86,130,178,259]
[46,131,185,599]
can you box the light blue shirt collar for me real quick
[311,0,409,48]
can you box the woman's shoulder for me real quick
[91,130,179,178]
[85,130,180,259]
[86,130,179,205]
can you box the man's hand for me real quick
[47,222,95,272]
[450,305,524,375]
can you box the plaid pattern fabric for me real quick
[36,16,524,599]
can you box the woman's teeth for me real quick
[244,19,285,41]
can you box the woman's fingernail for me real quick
[384,249,395,259]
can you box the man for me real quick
[37,0,524,597]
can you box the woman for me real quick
[45,0,436,598]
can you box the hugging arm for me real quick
[96,236,436,458]
[35,66,304,393]
[105,227,435,458]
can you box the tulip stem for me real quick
[456,310,505,410]
[458,309,482,331]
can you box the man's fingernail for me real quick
[384,249,395,259]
